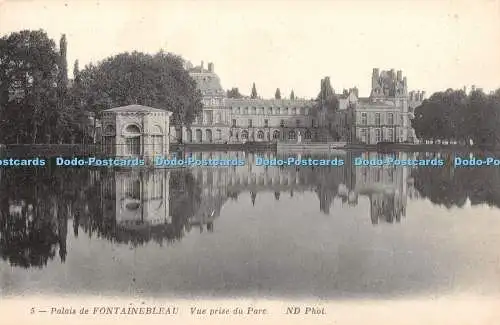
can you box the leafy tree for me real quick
[0,30,70,144]
[411,87,500,147]
[275,88,281,99]
[250,82,258,99]
[74,50,203,142]
[226,87,242,98]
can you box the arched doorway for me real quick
[195,129,202,143]
[241,130,249,142]
[124,124,141,156]
[206,129,213,143]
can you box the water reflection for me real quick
[0,150,499,291]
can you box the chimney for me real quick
[409,91,414,100]
[201,61,204,70]
[208,62,214,73]
[397,70,402,81]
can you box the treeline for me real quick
[411,88,500,147]
[0,29,203,144]
[412,153,500,209]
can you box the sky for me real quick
[1,0,499,99]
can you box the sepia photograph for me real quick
[0,0,500,324]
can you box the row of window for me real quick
[231,119,317,128]
[181,129,315,142]
[230,130,312,141]
[195,111,316,125]
[359,128,395,142]
[232,106,311,115]
[360,112,397,126]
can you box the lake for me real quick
[1,151,500,299]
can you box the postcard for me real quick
[1,0,500,324]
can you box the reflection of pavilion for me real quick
[101,170,171,230]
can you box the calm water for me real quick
[1,151,500,299]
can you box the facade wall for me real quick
[101,108,172,157]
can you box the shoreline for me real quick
[0,143,497,157]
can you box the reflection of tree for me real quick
[0,168,83,268]
[412,152,500,209]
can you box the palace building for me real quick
[350,69,425,144]
[170,61,320,144]
[169,62,425,145]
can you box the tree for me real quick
[290,90,295,100]
[314,77,339,140]
[0,30,70,144]
[251,82,258,99]
[411,87,500,147]
[74,50,203,142]
[226,87,242,98]
[275,88,281,99]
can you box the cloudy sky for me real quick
[1,0,499,98]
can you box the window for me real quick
[288,130,297,140]
[311,119,316,128]
[296,119,301,127]
[388,129,394,141]
[264,119,269,128]
[152,135,163,155]
[216,129,222,140]
[273,130,280,139]
[361,128,367,143]
[126,137,140,155]
[305,130,312,139]
[375,113,381,126]
[232,119,236,127]
[361,113,367,125]
[104,136,115,155]
[280,119,285,127]
[257,131,264,139]
[241,131,248,140]
[252,107,256,114]
[248,119,253,127]
[244,107,248,114]
[205,111,213,124]
[388,113,394,125]
[375,128,382,143]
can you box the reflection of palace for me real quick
[184,151,416,224]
